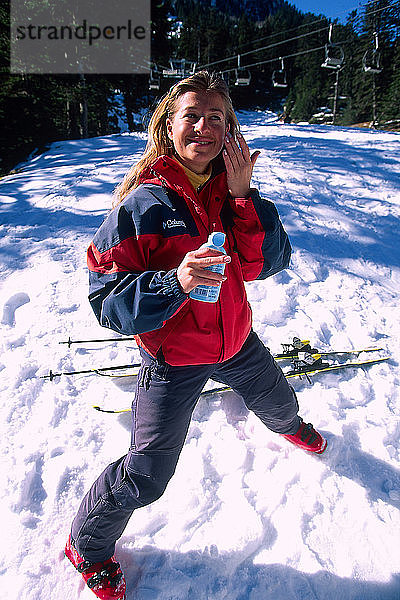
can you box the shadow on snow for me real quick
[118,544,400,600]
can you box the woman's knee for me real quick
[244,383,300,434]
[110,472,168,509]
[119,449,180,508]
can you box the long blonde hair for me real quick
[113,71,240,206]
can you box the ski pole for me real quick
[59,336,137,348]
[41,363,141,381]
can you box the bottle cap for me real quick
[209,232,225,247]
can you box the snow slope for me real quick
[0,113,399,600]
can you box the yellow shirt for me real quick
[172,157,211,192]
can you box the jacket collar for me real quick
[140,153,226,187]
[139,154,228,232]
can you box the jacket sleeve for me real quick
[227,189,292,281]
[87,201,188,336]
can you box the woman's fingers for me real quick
[251,150,261,166]
[223,131,260,197]
[236,132,251,161]
[176,248,231,293]
[224,132,244,168]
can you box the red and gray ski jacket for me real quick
[87,155,291,366]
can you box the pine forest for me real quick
[0,0,399,175]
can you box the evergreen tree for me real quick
[374,0,400,126]
[380,40,400,125]
[0,0,172,173]
[1,0,399,175]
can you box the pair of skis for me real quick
[92,347,389,414]
[41,339,388,382]
[41,336,390,414]
[275,337,389,382]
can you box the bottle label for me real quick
[189,232,226,303]
[189,263,225,302]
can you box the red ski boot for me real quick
[281,418,327,454]
[65,535,126,600]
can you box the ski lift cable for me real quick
[198,25,330,70]
[197,0,397,74]
[151,1,397,80]
[236,18,331,51]
[350,0,400,29]
[130,61,152,72]
[151,62,171,72]
[219,43,333,75]
[362,0,400,18]
[120,56,155,73]
[232,0,398,53]
[236,5,358,52]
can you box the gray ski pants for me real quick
[71,331,300,562]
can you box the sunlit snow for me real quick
[0,112,399,599]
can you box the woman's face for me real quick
[166,91,229,174]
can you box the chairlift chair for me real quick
[362,51,382,73]
[235,54,251,86]
[235,69,251,86]
[173,58,197,77]
[162,59,197,78]
[321,24,344,70]
[171,58,185,76]
[321,44,344,69]
[149,69,161,91]
[162,61,178,77]
[362,32,382,74]
[272,58,287,88]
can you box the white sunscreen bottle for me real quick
[189,232,227,303]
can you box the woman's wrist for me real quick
[232,189,252,200]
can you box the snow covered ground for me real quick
[0,112,399,600]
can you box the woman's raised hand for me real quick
[223,131,260,198]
